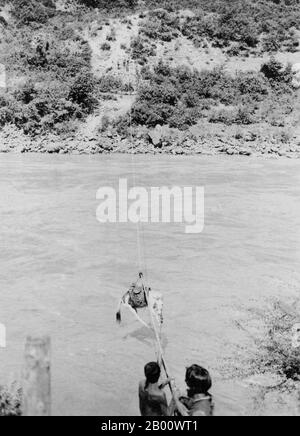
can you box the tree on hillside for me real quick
[261,58,293,84]
[12,0,56,25]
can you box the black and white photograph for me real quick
[0,0,299,418]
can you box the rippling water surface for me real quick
[0,154,299,416]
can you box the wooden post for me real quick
[22,336,51,416]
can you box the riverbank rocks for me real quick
[42,141,63,154]
[1,125,300,158]
[148,125,169,147]
[0,125,32,152]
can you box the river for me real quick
[0,154,299,416]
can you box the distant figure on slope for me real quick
[116,273,163,329]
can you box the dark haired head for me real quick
[185,365,212,395]
[144,362,161,388]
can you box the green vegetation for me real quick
[11,0,56,26]
[0,0,299,138]
[100,41,111,50]
[138,0,300,55]
[140,9,181,43]
[130,36,156,65]
[255,301,300,382]
[78,0,300,56]
[115,59,296,131]
[79,0,138,9]
[0,385,22,416]
[0,4,96,135]
[96,74,133,93]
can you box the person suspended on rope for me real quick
[172,365,214,417]
[139,362,173,417]
[116,273,163,328]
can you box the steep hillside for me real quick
[0,0,299,156]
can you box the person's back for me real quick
[139,362,168,417]
[139,380,168,416]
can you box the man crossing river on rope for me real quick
[116,273,163,329]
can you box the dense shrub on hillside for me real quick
[235,72,269,100]
[117,60,290,130]
[117,57,297,131]
[0,21,95,134]
[3,0,299,136]
[0,79,88,134]
[11,0,56,26]
[180,0,300,54]
[68,71,97,112]
[209,105,256,125]
[6,25,91,79]
[100,42,111,51]
[182,7,259,50]
[262,33,281,53]
[96,74,133,93]
[130,36,156,64]
[254,301,300,382]
[139,9,181,42]
[0,385,22,417]
[261,58,294,88]
[79,0,138,9]
[97,75,123,93]
[216,11,259,48]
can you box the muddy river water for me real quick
[0,154,299,415]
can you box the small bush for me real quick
[209,105,256,125]
[130,36,156,62]
[113,113,131,136]
[79,0,138,9]
[12,0,56,26]
[261,58,294,86]
[255,301,300,382]
[106,28,116,42]
[69,71,97,113]
[235,72,269,101]
[169,106,200,129]
[0,385,22,416]
[99,114,110,132]
[101,42,111,50]
[262,33,282,53]
[97,74,123,92]
[140,9,181,42]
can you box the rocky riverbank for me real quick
[0,124,300,158]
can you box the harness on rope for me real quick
[128,272,148,308]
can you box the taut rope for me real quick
[142,278,188,416]
[126,57,185,415]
